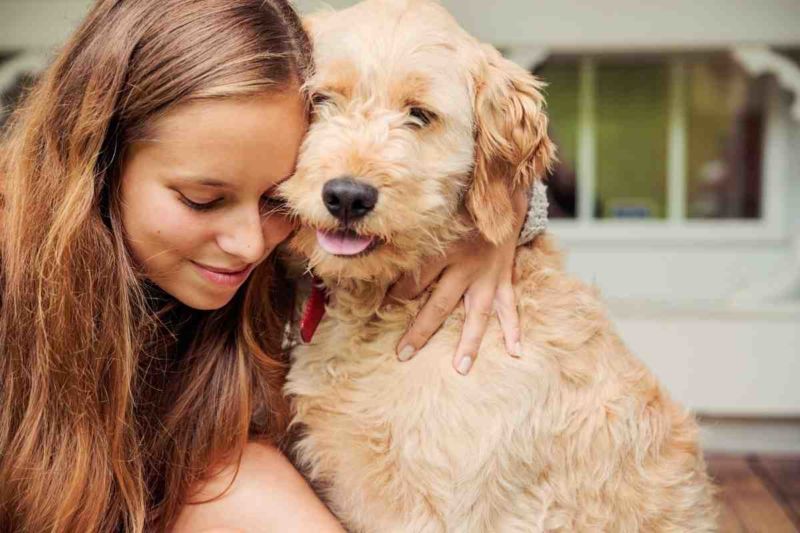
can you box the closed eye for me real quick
[179,194,222,212]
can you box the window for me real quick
[537,57,578,218]
[685,57,766,219]
[535,51,783,239]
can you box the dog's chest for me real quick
[287,311,555,528]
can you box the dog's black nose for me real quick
[322,178,378,223]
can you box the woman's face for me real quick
[120,91,307,310]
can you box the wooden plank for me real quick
[717,498,746,533]
[707,455,746,532]
[706,454,796,533]
[752,455,800,527]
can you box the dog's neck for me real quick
[323,277,397,319]
[309,275,430,348]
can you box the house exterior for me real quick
[2,0,799,450]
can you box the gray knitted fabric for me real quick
[518,180,549,245]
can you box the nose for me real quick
[217,209,267,264]
[322,177,378,224]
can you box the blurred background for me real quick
[1,0,799,528]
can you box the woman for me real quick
[0,0,534,531]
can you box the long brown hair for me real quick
[0,1,311,531]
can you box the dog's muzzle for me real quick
[317,177,381,257]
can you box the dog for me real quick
[280,0,717,530]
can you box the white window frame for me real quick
[543,52,792,245]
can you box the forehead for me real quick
[131,92,306,187]
[309,0,476,107]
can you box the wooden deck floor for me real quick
[707,454,800,532]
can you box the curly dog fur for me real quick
[280,1,717,530]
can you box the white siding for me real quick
[3,0,800,50]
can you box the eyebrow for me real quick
[175,173,295,191]
[169,175,233,190]
[186,177,229,188]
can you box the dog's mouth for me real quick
[315,228,382,258]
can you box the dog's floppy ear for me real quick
[468,44,555,245]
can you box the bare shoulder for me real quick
[172,441,344,533]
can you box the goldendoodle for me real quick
[281,1,717,530]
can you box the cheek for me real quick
[263,213,296,251]
[122,187,210,269]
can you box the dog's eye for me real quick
[407,107,437,129]
[311,92,333,109]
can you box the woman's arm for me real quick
[173,442,345,533]
[387,182,548,375]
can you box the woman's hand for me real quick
[386,188,529,375]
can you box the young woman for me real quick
[0,0,536,531]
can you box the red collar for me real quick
[300,277,328,343]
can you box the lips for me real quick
[191,261,254,287]
[316,229,376,256]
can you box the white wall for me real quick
[790,117,800,241]
[617,312,800,415]
[0,0,91,50]
[441,0,800,49]
[298,0,800,49]
[4,0,800,51]
[563,245,792,303]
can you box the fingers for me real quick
[383,253,448,307]
[452,282,495,375]
[389,206,523,375]
[494,282,522,357]
[395,268,470,362]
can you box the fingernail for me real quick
[510,342,523,358]
[398,344,416,362]
[456,354,473,375]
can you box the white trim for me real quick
[504,46,549,71]
[607,298,800,320]
[550,219,788,245]
[576,58,596,223]
[733,45,800,122]
[699,418,800,454]
[760,81,790,240]
[667,59,688,222]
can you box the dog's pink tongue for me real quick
[316,230,373,256]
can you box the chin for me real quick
[178,290,237,311]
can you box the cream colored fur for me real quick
[281,1,717,531]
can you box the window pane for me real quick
[595,57,669,219]
[686,56,767,219]
[536,59,579,219]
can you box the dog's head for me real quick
[280,0,554,283]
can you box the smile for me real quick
[316,229,381,257]
[191,261,255,287]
